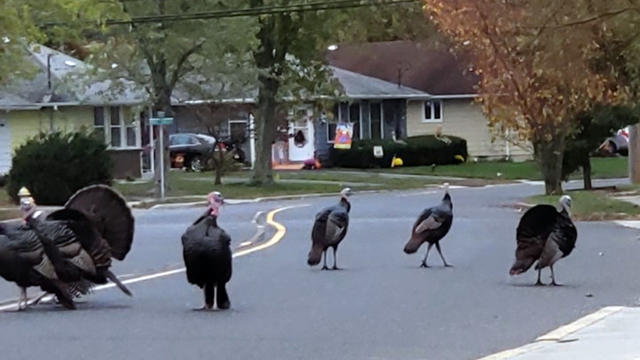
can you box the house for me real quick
[0,45,148,178]
[325,40,532,160]
[172,40,532,168]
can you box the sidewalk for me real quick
[482,306,640,359]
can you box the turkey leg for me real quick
[435,242,453,267]
[331,246,340,270]
[420,243,433,268]
[321,250,329,270]
[535,269,545,286]
[550,265,561,286]
[216,283,230,310]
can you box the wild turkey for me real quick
[0,185,134,310]
[403,183,453,267]
[0,227,76,310]
[181,192,232,310]
[308,188,352,270]
[510,195,577,286]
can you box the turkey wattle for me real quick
[308,188,352,270]
[510,195,577,286]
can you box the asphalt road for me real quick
[1,180,640,360]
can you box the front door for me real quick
[288,118,315,161]
[0,115,11,175]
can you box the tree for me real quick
[0,0,118,85]
[424,0,626,194]
[563,105,639,189]
[190,104,244,185]
[85,0,253,196]
[247,0,440,185]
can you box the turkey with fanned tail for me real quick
[0,185,134,310]
[182,192,232,310]
[308,188,352,270]
[404,183,453,268]
[510,195,577,286]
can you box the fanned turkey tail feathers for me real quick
[65,185,134,261]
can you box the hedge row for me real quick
[328,135,468,168]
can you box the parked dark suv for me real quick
[169,133,216,172]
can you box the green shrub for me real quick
[7,131,113,205]
[329,135,468,168]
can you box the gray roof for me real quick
[0,45,147,110]
[172,65,430,104]
[330,66,428,99]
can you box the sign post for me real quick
[150,111,174,199]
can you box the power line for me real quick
[41,0,420,27]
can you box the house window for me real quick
[93,107,105,140]
[93,106,140,149]
[423,100,443,122]
[229,120,248,144]
[110,106,122,147]
[125,109,137,147]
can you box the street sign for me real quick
[150,117,173,126]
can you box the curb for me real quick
[477,306,625,360]
[138,189,390,210]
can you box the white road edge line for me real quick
[0,204,308,312]
[476,306,625,360]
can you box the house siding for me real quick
[5,106,142,179]
[406,99,532,159]
[7,106,94,150]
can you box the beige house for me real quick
[327,41,533,160]
[405,98,531,159]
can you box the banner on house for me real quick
[333,122,353,149]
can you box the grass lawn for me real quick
[378,156,628,180]
[528,188,640,221]
[114,169,443,207]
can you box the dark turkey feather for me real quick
[0,230,75,309]
[182,213,232,309]
[64,184,134,261]
[510,198,577,285]
[403,190,453,267]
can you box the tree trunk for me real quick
[250,76,279,185]
[535,137,565,195]
[582,156,592,190]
